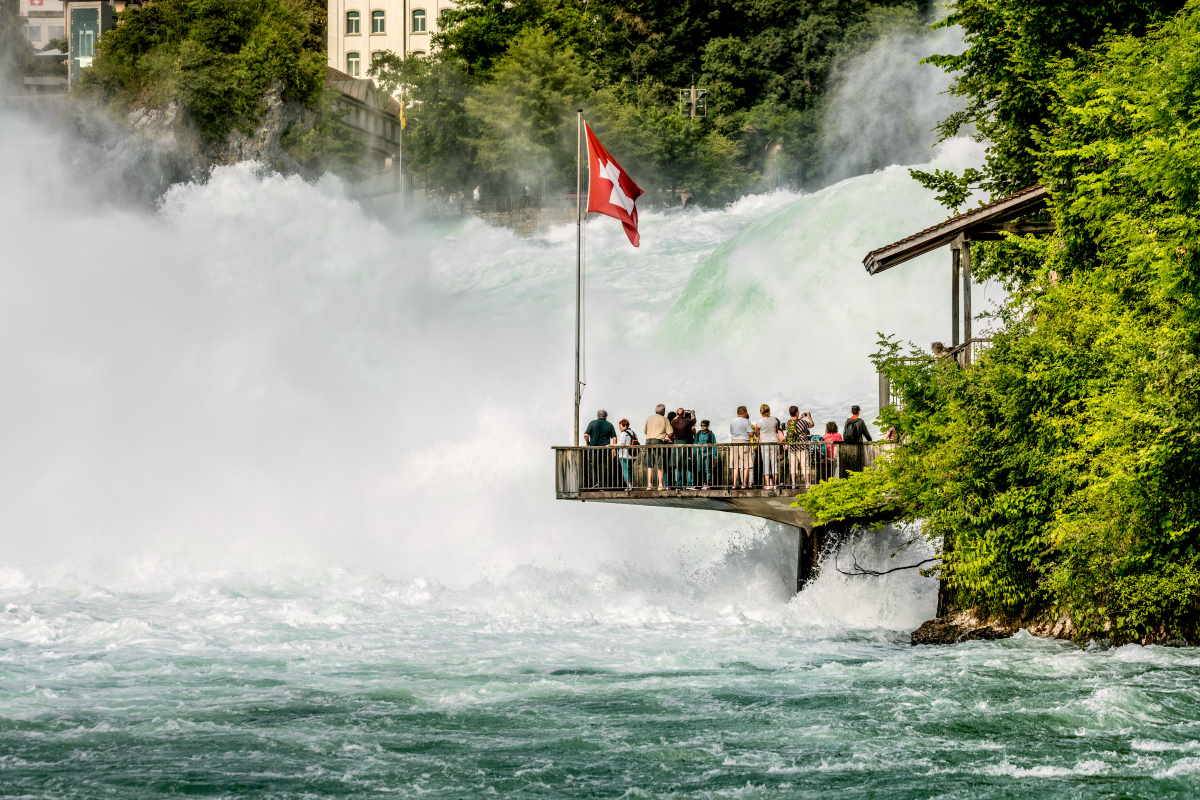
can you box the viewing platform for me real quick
[554,442,889,588]
[554,441,887,520]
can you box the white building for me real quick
[19,0,66,51]
[327,0,456,78]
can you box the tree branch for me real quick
[833,552,938,577]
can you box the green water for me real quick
[3,568,1200,799]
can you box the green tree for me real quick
[88,0,326,146]
[463,27,592,192]
[802,1,1200,643]
[928,0,1185,193]
[370,52,478,194]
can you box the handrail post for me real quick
[951,238,962,348]
[961,236,973,363]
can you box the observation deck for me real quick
[554,442,889,589]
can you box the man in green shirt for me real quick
[584,409,617,487]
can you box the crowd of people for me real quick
[581,403,877,491]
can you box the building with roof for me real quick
[864,185,1051,365]
[325,65,404,174]
[327,0,456,78]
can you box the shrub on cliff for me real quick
[87,0,325,147]
[800,1,1200,644]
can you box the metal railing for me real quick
[948,337,992,368]
[877,337,994,409]
[554,442,891,497]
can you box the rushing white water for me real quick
[0,103,986,622]
[9,26,1200,800]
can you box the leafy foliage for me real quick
[925,0,1184,197]
[802,1,1200,644]
[376,0,932,203]
[87,0,326,147]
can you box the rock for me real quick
[911,612,1015,645]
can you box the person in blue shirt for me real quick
[695,420,718,489]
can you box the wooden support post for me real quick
[961,236,973,364]
[951,241,961,348]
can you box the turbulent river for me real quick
[5,26,1200,796]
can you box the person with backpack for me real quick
[616,418,638,490]
[670,407,697,488]
[784,406,815,488]
[695,419,718,489]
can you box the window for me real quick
[77,28,94,58]
[346,10,360,34]
[411,8,426,32]
[371,10,385,33]
[346,51,361,77]
[26,24,41,41]
[48,25,66,40]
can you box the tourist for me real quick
[730,405,754,489]
[644,403,672,490]
[822,421,843,479]
[671,407,696,488]
[843,405,872,444]
[842,404,872,475]
[695,419,717,489]
[584,409,616,446]
[756,404,782,489]
[584,409,617,488]
[785,406,815,488]
[616,418,637,490]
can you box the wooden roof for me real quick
[863,185,1050,274]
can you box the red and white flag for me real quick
[585,123,645,247]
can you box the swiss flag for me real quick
[585,123,645,247]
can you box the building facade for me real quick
[326,0,456,78]
[61,0,141,85]
[19,0,66,52]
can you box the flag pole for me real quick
[573,109,583,447]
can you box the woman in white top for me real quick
[729,405,753,488]
[755,403,782,489]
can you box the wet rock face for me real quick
[123,84,307,182]
[911,614,1014,645]
[911,610,1080,645]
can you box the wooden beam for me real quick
[962,236,973,360]
[951,242,961,347]
[863,185,1048,274]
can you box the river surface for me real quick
[5,25,1200,796]
[4,564,1200,798]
